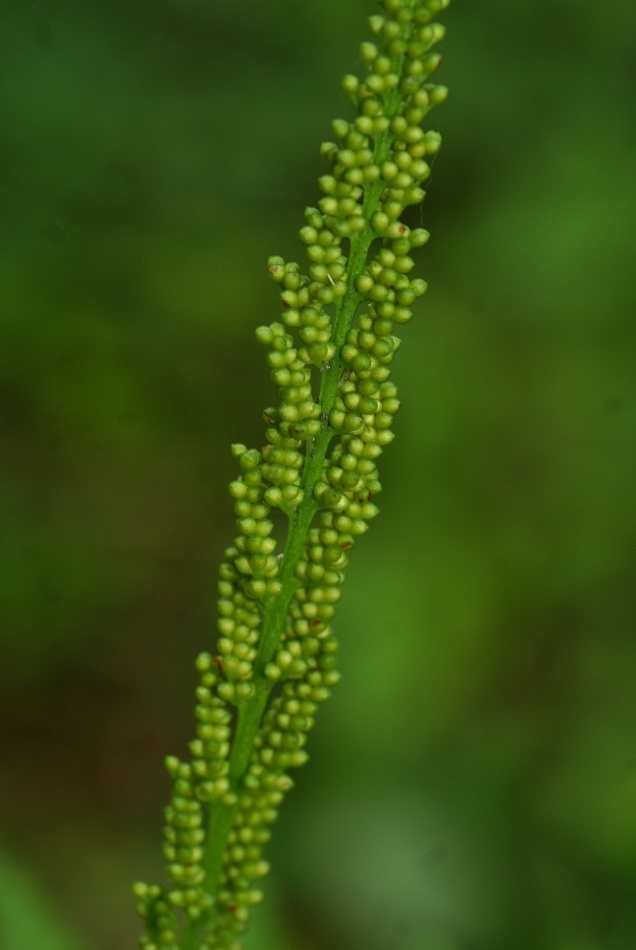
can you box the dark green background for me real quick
[1,1,635,948]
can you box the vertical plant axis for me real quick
[133,1,450,948]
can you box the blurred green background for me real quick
[1,0,635,948]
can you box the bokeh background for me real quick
[1,0,636,948]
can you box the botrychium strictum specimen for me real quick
[133,0,450,947]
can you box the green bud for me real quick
[414,5,433,23]
[339,148,357,167]
[384,222,407,241]
[217,683,235,702]
[307,245,325,264]
[389,38,408,56]
[229,482,249,504]
[392,306,412,324]
[371,365,391,382]
[342,74,359,96]
[318,175,337,195]
[299,226,318,245]
[392,239,411,259]
[343,413,363,433]
[245,578,267,600]
[340,344,357,365]
[267,256,286,281]
[427,0,451,16]
[356,274,374,296]
[195,653,214,674]
[320,142,339,165]
[424,130,442,153]
[235,683,255,701]
[255,325,274,346]
[410,228,431,248]
[358,331,375,350]
[323,487,345,509]
[304,206,323,229]
[405,185,426,205]
[329,409,346,430]
[348,215,367,233]
[382,161,398,181]
[384,199,403,219]
[395,255,415,274]
[382,16,401,39]
[366,74,385,94]
[360,41,378,63]
[282,485,303,505]
[410,278,428,297]
[318,196,339,216]
[429,84,449,105]
[354,115,375,135]
[308,342,335,368]
[368,282,388,302]
[332,119,350,139]
[353,353,372,374]
[264,487,284,507]
[371,211,390,233]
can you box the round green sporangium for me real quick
[133,1,450,947]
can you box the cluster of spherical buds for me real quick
[136,0,449,947]
[133,884,178,950]
[222,444,283,605]
[325,366,401,471]
[202,671,339,948]
[133,654,235,938]
[186,520,346,948]
[339,23,447,204]
[267,255,343,366]
[257,0,448,506]
[254,321,323,502]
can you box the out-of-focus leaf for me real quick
[0,848,88,950]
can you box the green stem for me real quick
[179,33,414,950]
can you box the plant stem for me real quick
[178,253,368,950]
[179,33,414,950]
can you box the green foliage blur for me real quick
[1,1,635,948]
